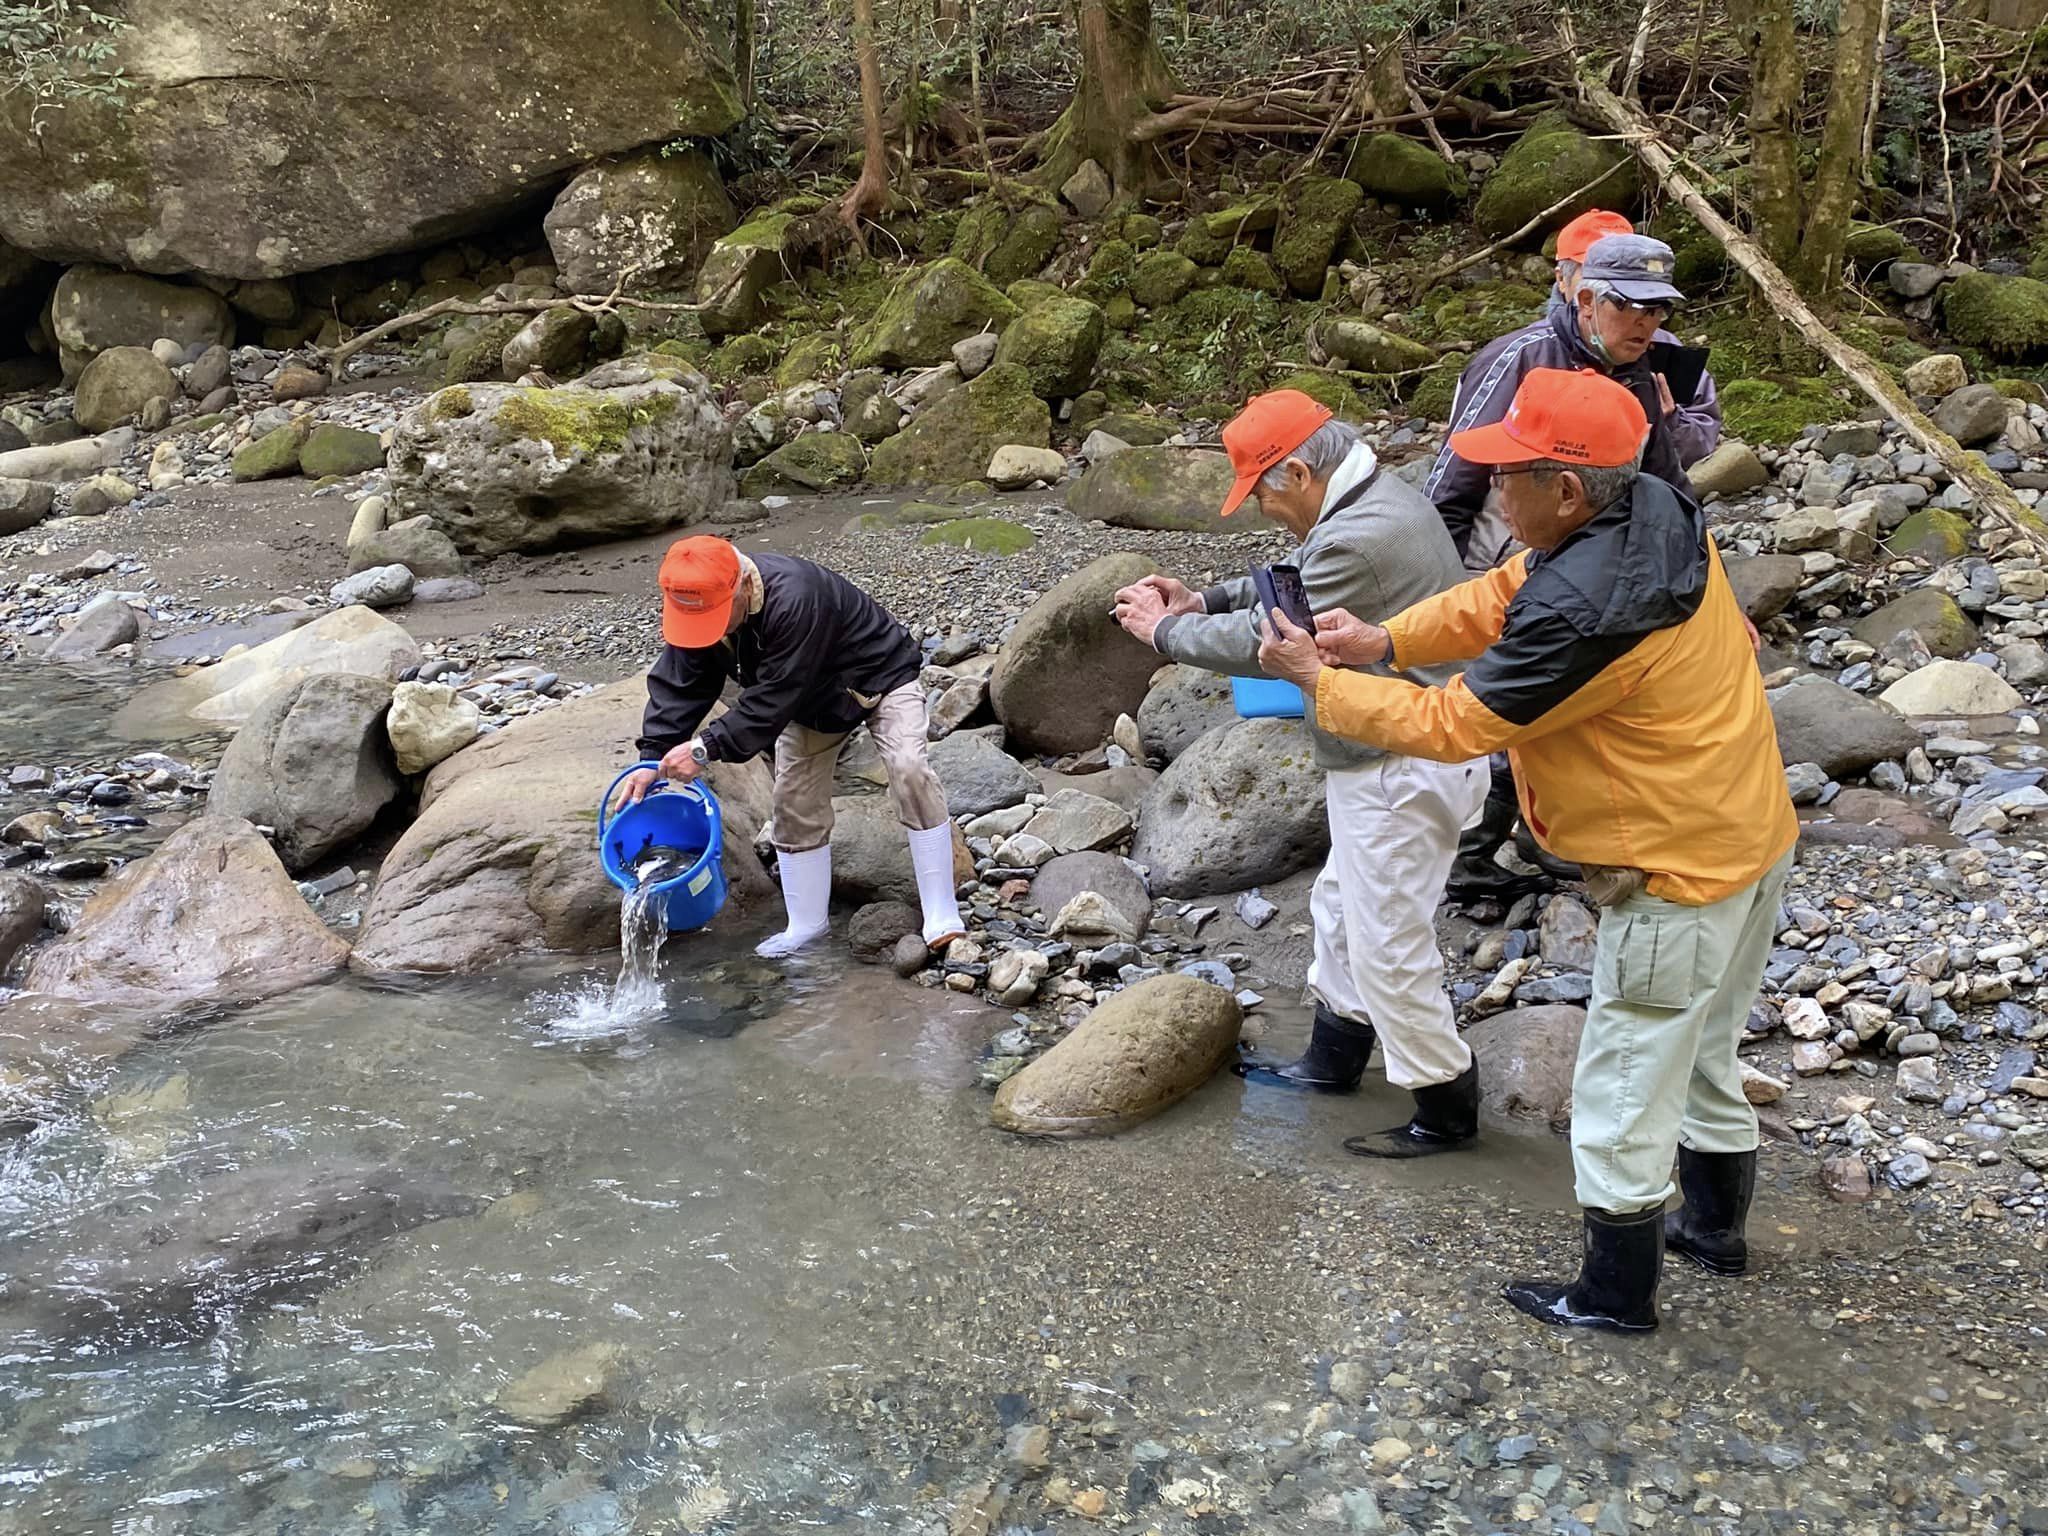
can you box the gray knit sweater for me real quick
[1151,444,1468,770]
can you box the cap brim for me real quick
[662,593,732,648]
[1606,278,1684,304]
[1447,420,1546,467]
[1219,469,1261,517]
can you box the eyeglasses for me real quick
[1598,292,1674,322]
[1487,466,1550,489]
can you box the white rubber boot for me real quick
[907,823,966,948]
[755,845,833,958]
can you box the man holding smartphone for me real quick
[1109,390,1491,1159]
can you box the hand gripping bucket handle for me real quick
[596,762,729,933]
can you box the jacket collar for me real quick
[1315,441,1381,526]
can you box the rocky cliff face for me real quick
[0,0,742,279]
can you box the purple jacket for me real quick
[1427,300,1722,557]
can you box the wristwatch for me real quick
[687,739,710,767]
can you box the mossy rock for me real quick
[1890,508,1973,562]
[1175,201,1276,268]
[739,429,868,496]
[774,333,843,390]
[1842,222,1908,270]
[1992,377,2048,407]
[1405,359,1463,422]
[1474,110,1639,239]
[1646,209,1729,293]
[918,516,1038,555]
[1320,319,1435,374]
[1101,288,1300,404]
[1273,176,1365,298]
[1851,587,1978,656]
[868,363,1050,486]
[1417,280,1548,348]
[491,384,679,458]
[298,423,385,479]
[1942,271,2048,361]
[1104,293,1138,331]
[1220,247,1283,296]
[1131,250,1198,309]
[1007,278,1068,310]
[991,295,1107,400]
[1273,369,1366,423]
[1076,239,1137,303]
[988,205,1065,288]
[443,315,525,385]
[1719,377,1855,446]
[1070,391,1108,431]
[232,421,310,482]
[852,258,1019,369]
[1340,134,1466,213]
[712,334,776,378]
[1112,213,1164,250]
[697,211,800,338]
[1091,411,1176,446]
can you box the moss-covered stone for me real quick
[1091,412,1176,445]
[1942,270,2048,361]
[1340,133,1466,212]
[1007,278,1068,310]
[231,422,310,482]
[1273,176,1365,298]
[1851,588,1978,656]
[1076,239,1138,303]
[1113,213,1164,250]
[1719,377,1855,445]
[1474,110,1639,239]
[988,204,1065,288]
[1842,221,1908,269]
[1070,391,1109,431]
[868,363,1050,486]
[1406,358,1465,422]
[1219,247,1284,296]
[1130,250,1198,309]
[697,210,799,338]
[1320,319,1435,374]
[1993,377,2048,407]
[492,386,678,458]
[1890,508,1973,562]
[298,424,385,479]
[852,258,1019,368]
[773,333,842,390]
[443,315,525,385]
[1104,293,1137,331]
[991,295,1107,400]
[1100,288,1300,405]
[712,333,776,378]
[739,429,868,495]
[1272,369,1366,423]
[918,516,1038,555]
[1417,280,1549,348]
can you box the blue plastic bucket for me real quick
[596,762,729,933]
[1231,675,1306,720]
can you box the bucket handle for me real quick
[595,761,724,853]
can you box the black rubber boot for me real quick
[1446,767,1544,901]
[1664,1146,1756,1277]
[1342,1062,1479,1158]
[1237,1007,1375,1093]
[1512,821,1581,882]
[1503,1207,1663,1333]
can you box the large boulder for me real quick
[1722,554,1804,623]
[207,673,403,872]
[990,294,1105,400]
[738,431,868,496]
[868,364,1049,487]
[951,200,1065,289]
[352,681,775,974]
[43,593,142,662]
[695,211,799,337]
[1027,850,1152,940]
[14,818,350,1020]
[851,259,1018,369]
[929,731,1038,817]
[1273,176,1365,297]
[1474,110,1639,239]
[991,553,1164,756]
[348,516,466,578]
[1462,1005,1585,1132]
[1340,133,1466,211]
[0,477,55,534]
[1130,718,1329,898]
[72,346,180,432]
[1853,588,1980,659]
[1878,659,2024,716]
[1319,320,1435,374]
[990,974,1241,1137]
[0,1,743,282]
[1768,675,1920,778]
[386,364,731,555]
[48,269,233,380]
[1941,270,2048,362]
[543,146,738,293]
[1136,665,1239,763]
[114,605,420,734]
[1931,383,2011,447]
[1688,441,1770,498]
[1068,446,1236,532]
[499,308,597,379]
[825,794,973,906]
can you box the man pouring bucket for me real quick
[615,536,966,959]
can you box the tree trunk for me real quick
[733,0,756,110]
[1040,0,1176,196]
[1728,0,1805,271]
[1795,0,1886,296]
[840,0,892,248]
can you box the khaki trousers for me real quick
[768,682,950,852]
[1307,756,1490,1089]
[1571,847,1794,1213]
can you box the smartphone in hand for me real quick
[1253,563,1314,631]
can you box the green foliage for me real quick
[1097,287,1306,407]
[1,0,126,129]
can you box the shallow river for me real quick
[0,666,2043,1535]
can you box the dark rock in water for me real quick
[1,1162,480,1347]
[850,901,919,963]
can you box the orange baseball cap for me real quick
[1448,368,1649,468]
[1219,390,1335,516]
[1556,210,1636,265]
[658,536,742,648]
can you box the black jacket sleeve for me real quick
[636,645,731,760]
[698,602,828,762]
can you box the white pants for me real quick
[1307,756,1490,1089]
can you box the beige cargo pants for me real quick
[1571,847,1794,1213]
[767,682,950,852]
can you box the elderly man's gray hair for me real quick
[1259,418,1361,489]
[1528,446,1643,511]
[1555,257,1582,297]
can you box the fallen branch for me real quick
[1575,70,2048,559]
[1413,158,1631,293]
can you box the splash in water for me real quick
[535,845,695,1039]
